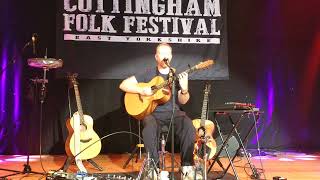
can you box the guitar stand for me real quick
[61,156,104,172]
[195,136,209,180]
[207,110,262,179]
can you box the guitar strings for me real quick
[68,85,72,118]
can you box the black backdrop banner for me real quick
[56,0,229,79]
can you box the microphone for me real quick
[162,58,170,67]
[163,58,172,70]
[31,33,38,55]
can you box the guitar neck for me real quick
[153,65,198,91]
[74,84,85,124]
[200,93,209,126]
[200,84,211,127]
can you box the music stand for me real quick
[207,109,262,179]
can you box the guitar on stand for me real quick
[64,73,102,172]
[192,83,217,179]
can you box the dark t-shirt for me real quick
[135,67,180,112]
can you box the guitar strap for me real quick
[156,67,175,87]
[155,67,175,79]
[155,67,160,76]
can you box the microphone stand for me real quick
[0,41,31,76]
[164,60,176,180]
[0,58,15,76]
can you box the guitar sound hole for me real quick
[80,124,87,131]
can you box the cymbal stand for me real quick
[38,67,48,172]
[39,68,48,103]
[0,74,47,178]
[0,46,45,179]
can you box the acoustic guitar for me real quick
[192,83,217,160]
[124,60,214,120]
[65,74,102,165]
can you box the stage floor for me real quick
[0,151,319,179]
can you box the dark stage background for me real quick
[0,0,319,155]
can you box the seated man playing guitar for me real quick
[119,43,196,179]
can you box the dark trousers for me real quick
[142,110,196,166]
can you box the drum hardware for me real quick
[27,57,63,174]
[0,39,63,178]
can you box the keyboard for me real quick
[214,102,256,111]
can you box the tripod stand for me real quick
[123,119,144,169]
[0,146,45,179]
[0,164,44,179]
[137,152,159,180]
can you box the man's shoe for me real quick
[159,170,169,180]
[181,166,203,180]
[145,169,158,180]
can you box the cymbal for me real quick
[28,58,63,69]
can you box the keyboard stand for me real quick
[207,110,262,179]
[213,115,240,179]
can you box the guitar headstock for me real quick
[195,59,215,70]
[67,73,79,86]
